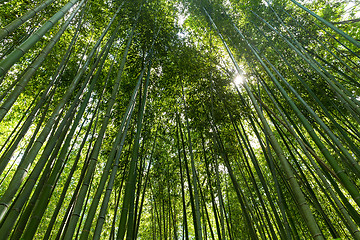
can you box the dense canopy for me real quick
[0,0,359,239]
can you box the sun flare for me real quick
[234,75,245,86]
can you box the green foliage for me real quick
[0,0,359,239]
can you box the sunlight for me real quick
[234,75,246,86]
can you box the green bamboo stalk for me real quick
[223,182,234,240]
[251,21,360,160]
[134,128,159,239]
[210,121,259,240]
[234,114,285,239]
[43,106,99,239]
[311,20,360,60]
[0,0,56,41]
[175,118,189,240]
[57,74,110,240]
[181,84,203,240]
[0,26,36,62]
[169,180,179,240]
[255,20,358,142]
[86,22,160,239]
[0,77,20,101]
[0,0,80,78]
[197,173,215,240]
[205,99,259,238]
[230,132,268,239]
[117,58,152,240]
[283,11,360,83]
[0,91,39,162]
[249,35,360,174]
[0,0,85,122]
[203,7,324,239]
[213,158,227,240]
[207,80,226,240]
[134,124,159,239]
[92,79,145,240]
[0,105,75,237]
[253,74,360,238]
[108,168,126,240]
[63,10,136,240]
[233,18,360,207]
[80,41,123,239]
[274,121,340,238]
[175,110,199,240]
[262,23,360,111]
[239,163,268,239]
[289,0,360,48]
[201,139,222,240]
[267,2,360,82]
[0,1,116,222]
[330,102,360,140]
[0,89,48,176]
[10,107,77,239]
[80,52,147,240]
[53,138,93,239]
[249,109,293,239]
[309,50,360,87]
[251,11,360,116]
[20,27,116,240]
[282,124,351,238]
[132,142,147,238]
[8,91,54,166]
[0,71,88,237]
[0,0,85,175]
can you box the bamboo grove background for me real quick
[0,0,359,239]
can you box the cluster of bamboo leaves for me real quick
[0,0,359,239]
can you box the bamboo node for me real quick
[58,7,69,16]
[0,202,9,208]
[73,213,81,217]
[312,233,323,238]
[1,28,10,35]
[28,8,37,16]
[335,170,345,175]
[17,47,26,54]
[33,31,43,39]
[19,16,28,24]
[47,18,57,26]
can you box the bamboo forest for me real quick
[0,0,360,239]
